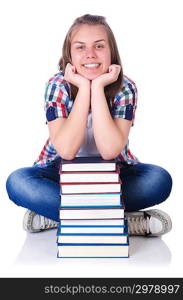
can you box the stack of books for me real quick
[57,156,129,258]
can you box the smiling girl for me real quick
[6,14,172,236]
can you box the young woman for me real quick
[6,14,173,236]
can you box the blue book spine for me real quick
[60,205,123,208]
[57,233,128,236]
[57,243,129,246]
[57,222,128,236]
[58,219,127,228]
[58,225,125,228]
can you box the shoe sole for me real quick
[23,210,41,233]
[146,209,172,236]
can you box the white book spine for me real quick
[59,209,124,219]
[58,245,129,257]
[60,219,125,226]
[60,173,119,183]
[57,235,127,244]
[58,227,124,233]
[62,163,116,172]
[61,184,121,194]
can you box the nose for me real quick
[85,47,97,59]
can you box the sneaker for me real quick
[125,209,172,236]
[23,209,59,233]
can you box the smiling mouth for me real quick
[82,63,101,69]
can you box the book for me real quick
[57,222,128,240]
[61,156,117,172]
[57,234,128,244]
[60,182,121,194]
[57,155,129,259]
[59,218,125,226]
[57,225,125,234]
[59,207,124,219]
[59,168,120,183]
[57,243,129,258]
[60,193,122,207]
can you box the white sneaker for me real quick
[23,210,59,233]
[125,209,172,236]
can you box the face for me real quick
[70,24,111,80]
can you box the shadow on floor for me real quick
[13,229,172,267]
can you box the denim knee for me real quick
[6,168,30,206]
[121,163,173,211]
[140,164,173,207]
[154,166,173,204]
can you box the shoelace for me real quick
[40,216,58,230]
[128,215,150,235]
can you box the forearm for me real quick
[54,84,90,159]
[91,84,125,159]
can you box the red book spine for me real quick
[60,181,122,185]
[59,165,120,174]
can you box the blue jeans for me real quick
[6,158,172,222]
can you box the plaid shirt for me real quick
[34,72,139,167]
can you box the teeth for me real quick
[84,64,100,68]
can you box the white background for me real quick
[0,0,183,277]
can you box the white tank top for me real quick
[76,112,100,157]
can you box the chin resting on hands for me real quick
[92,64,121,88]
[64,63,90,88]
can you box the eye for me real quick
[95,44,104,49]
[77,45,85,50]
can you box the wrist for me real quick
[78,79,90,89]
[91,80,104,90]
[78,80,90,93]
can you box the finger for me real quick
[65,63,71,75]
[109,64,121,71]
[67,64,75,73]
[71,66,76,73]
[109,64,120,74]
[66,63,74,71]
[108,65,115,73]
[116,65,121,76]
[113,65,121,77]
[67,62,72,68]
[66,62,71,68]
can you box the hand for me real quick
[92,64,121,88]
[64,63,90,88]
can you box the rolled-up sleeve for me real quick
[112,77,138,126]
[44,82,69,122]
